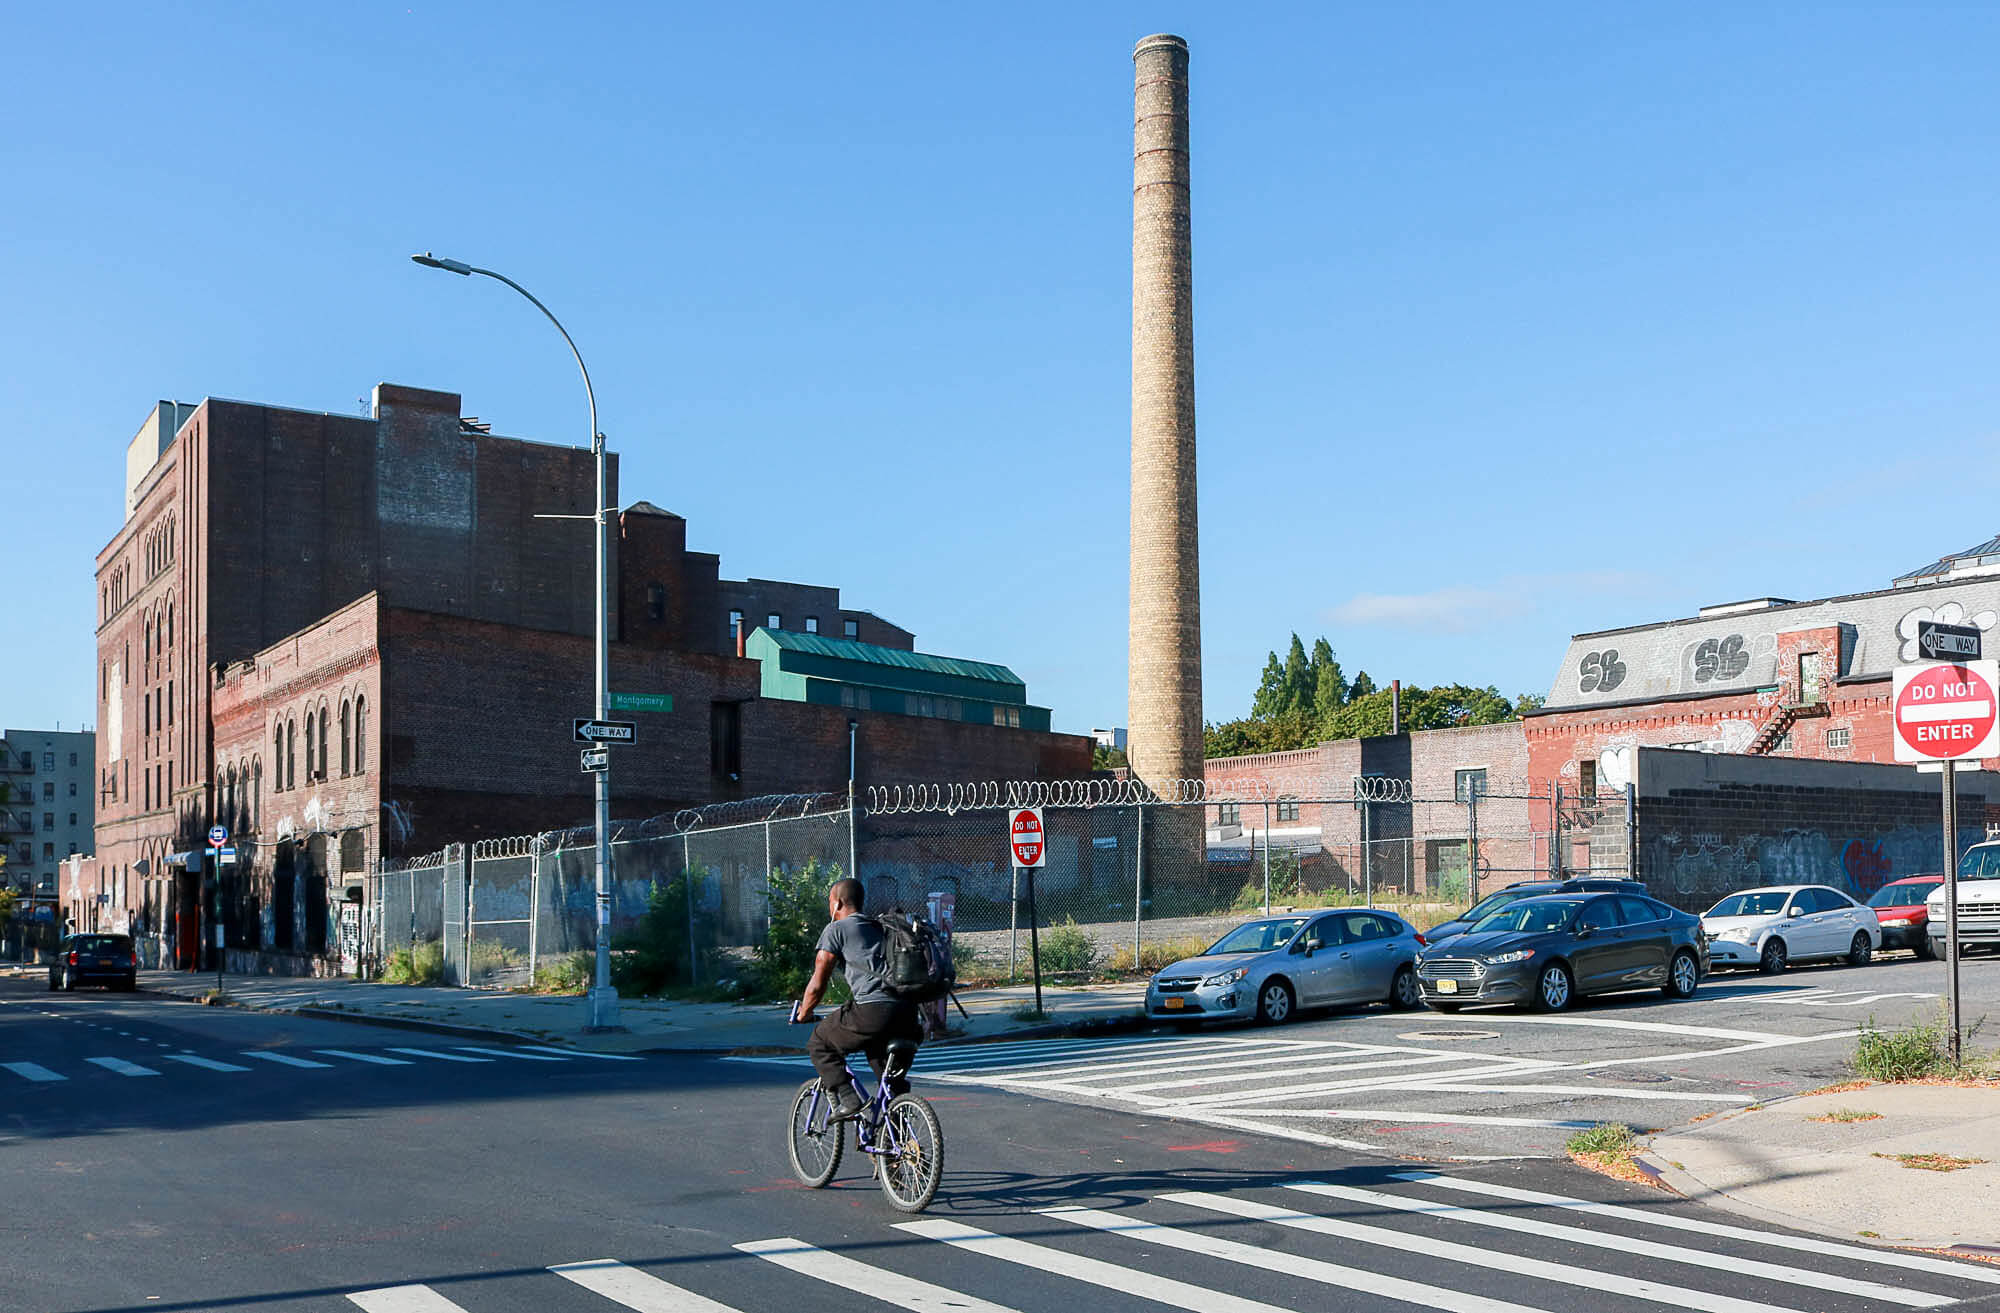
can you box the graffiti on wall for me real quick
[1898,602,1998,663]
[1692,636,1750,683]
[1578,649,1627,694]
[1649,824,1974,901]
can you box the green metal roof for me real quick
[753,628,1024,688]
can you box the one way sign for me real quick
[573,718,638,744]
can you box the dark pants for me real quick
[807,1000,922,1093]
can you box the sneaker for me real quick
[827,1086,865,1121]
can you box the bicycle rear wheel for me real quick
[876,1093,943,1212]
[788,1079,843,1187]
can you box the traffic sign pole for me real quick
[1944,759,1962,1066]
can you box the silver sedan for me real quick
[1145,908,1425,1025]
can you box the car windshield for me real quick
[1957,848,2000,880]
[1205,918,1310,956]
[1706,891,1791,918]
[1462,889,1538,922]
[1470,901,1576,935]
[1868,881,1941,908]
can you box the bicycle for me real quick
[785,1032,944,1212]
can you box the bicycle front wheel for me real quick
[876,1093,944,1212]
[788,1079,843,1187]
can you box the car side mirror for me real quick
[1303,938,1320,956]
[1785,907,1800,918]
[1576,923,1597,938]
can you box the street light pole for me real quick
[411,252,621,1030]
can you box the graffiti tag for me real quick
[1579,649,1627,694]
[1693,635,1750,684]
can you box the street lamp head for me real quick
[410,252,473,276]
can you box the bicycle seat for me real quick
[882,1039,918,1080]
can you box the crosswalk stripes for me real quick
[243,1050,334,1068]
[339,1173,2000,1313]
[1389,1170,2000,1287]
[736,1238,1024,1313]
[1282,1180,1955,1308]
[548,1259,744,1312]
[0,1042,630,1084]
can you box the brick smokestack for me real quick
[1129,33,1203,795]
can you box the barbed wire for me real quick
[469,835,538,860]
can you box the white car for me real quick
[1701,883,1880,973]
[1926,839,2000,957]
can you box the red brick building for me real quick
[83,384,1090,970]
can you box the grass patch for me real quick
[1855,1006,1968,1082]
[1034,918,1097,976]
[380,940,446,985]
[1008,1004,1051,1023]
[1106,936,1211,974]
[1565,1123,1660,1188]
[1872,1152,1988,1172]
[1811,1107,1883,1124]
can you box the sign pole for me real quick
[1025,863,1043,1015]
[1943,759,1963,1066]
[1008,865,1019,984]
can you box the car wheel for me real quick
[1530,962,1574,1013]
[1915,936,1936,960]
[1928,937,1947,960]
[1663,950,1700,1000]
[1387,966,1422,1011]
[61,970,74,992]
[1255,979,1295,1025]
[46,972,58,992]
[1846,931,1873,967]
[1758,938,1789,975]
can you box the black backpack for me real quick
[872,911,955,1003]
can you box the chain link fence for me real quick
[364,778,1635,991]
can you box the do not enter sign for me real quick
[1009,807,1047,868]
[1894,660,2000,763]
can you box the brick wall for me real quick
[1634,745,1998,911]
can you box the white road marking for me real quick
[522,1046,643,1060]
[1394,1171,2000,1287]
[1771,990,1937,1007]
[936,1042,1333,1081]
[85,1057,159,1077]
[1286,1181,1954,1308]
[1042,1206,1553,1313]
[387,1048,492,1063]
[1161,1059,1554,1108]
[2,1062,64,1082]
[1491,1016,1790,1042]
[1397,1082,1755,1103]
[735,1239,1022,1313]
[894,1218,1299,1313]
[346,1286,471,1312]
[551,1258,747,1312]
[1221,1108,1597,1129]
[453,1046,565,1062]
[163,1054,251,1073]
[315,1049,412,1066]
[242,1051,334,1068]
[1159,1190,1807,1313]
[917,1037,1261,1072]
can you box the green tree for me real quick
[1347,670,1377,701]
[0,886,15,937]
[1092,743,1129,770]
[1280,634,1313,715]
[1249,652,1289,720]
[1516,692,1547,716]
[753,856,842,1001]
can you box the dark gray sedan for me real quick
[1416,893,1708,1012]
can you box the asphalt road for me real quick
[10,975,2000,1313]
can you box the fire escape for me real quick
[1748,698,1829,755]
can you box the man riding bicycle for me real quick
[792,877,922,1122]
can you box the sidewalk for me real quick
[123,968,1149,1054]
[1644,1082,2000,1253]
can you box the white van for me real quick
[1927,840,2000,957]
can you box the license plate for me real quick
[1162,996,1184,1009]
[1435,979,1458,994]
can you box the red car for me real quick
[1867,875,1945,956]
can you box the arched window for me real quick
[225,763,237,825]
[340,699,352,777]
[285,719,296,791]
[354,696,368,772]
[272,725,284,791]
[252,757,262,829]
[304,714,315,784]
[165,600,173,649]
[143,611,151,661]
[317,704,329,780]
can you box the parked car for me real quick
[1927,840,2000,958]
[48,933,139,992]
[1423,876,1647,945]
[1416,892,1707,1012]
[1700,884,1880,973]
[1145,908,1424,1025]
[1867,874,1944,957]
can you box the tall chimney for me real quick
[1128,33,1203,796]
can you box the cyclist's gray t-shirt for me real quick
[817,915,896,1005]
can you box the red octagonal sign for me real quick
[1893,660,2000,763]
[1009,807,1046,868]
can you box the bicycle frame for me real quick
[802,1057,907,1156]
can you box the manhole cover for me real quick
[1396,1029,1500,1042]
[1589,1069,1676,1084]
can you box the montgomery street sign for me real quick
[606,691,674,714]
[573,719,637,744]
[1917,621,1983,662]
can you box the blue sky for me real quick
[5,4,1999,737]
